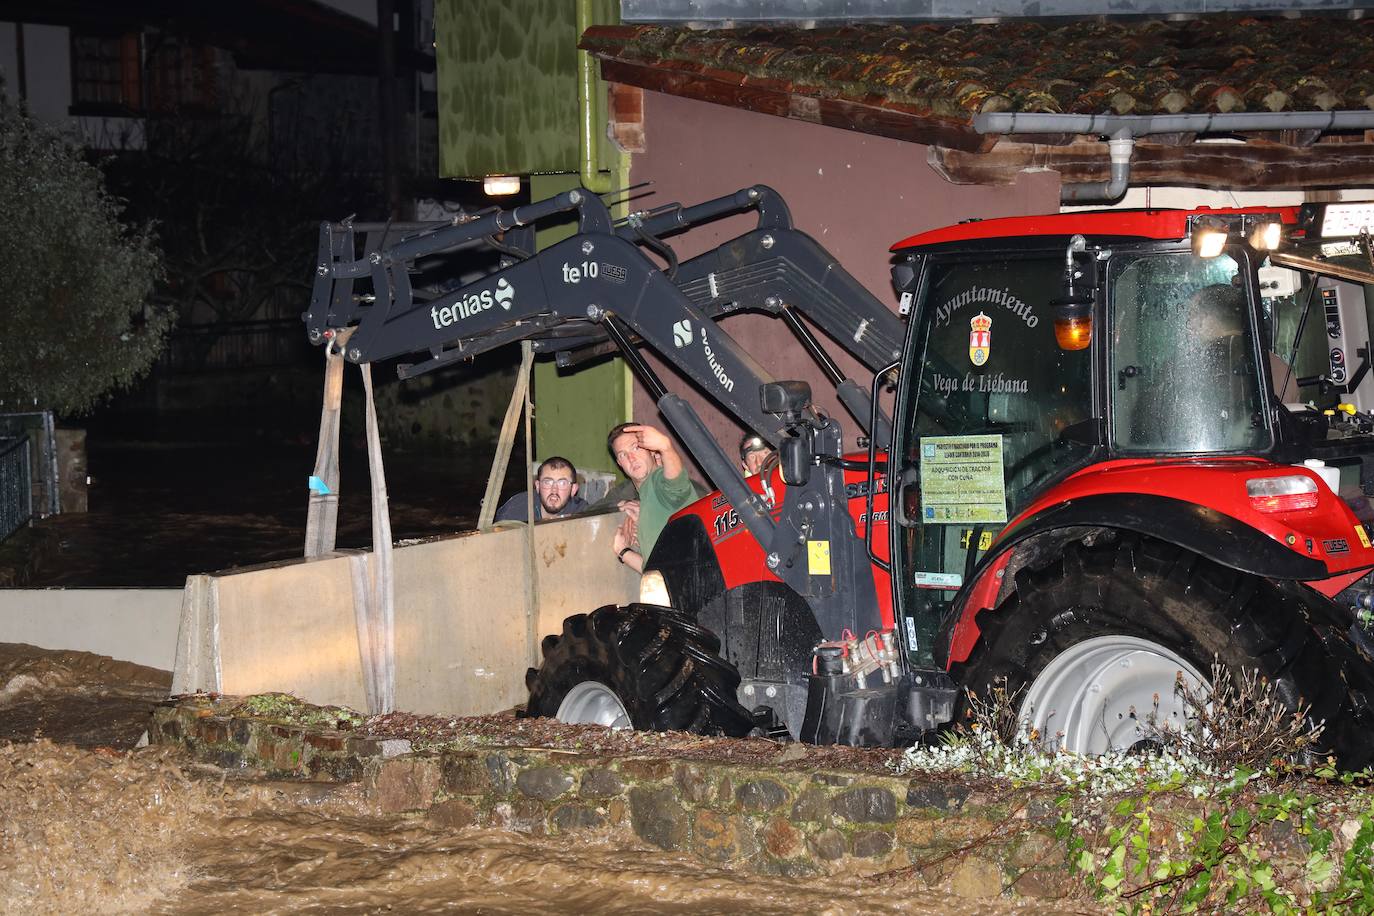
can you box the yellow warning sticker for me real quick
[807,540,832,575]
[960,530,995,551]
[1357,525,1371,549]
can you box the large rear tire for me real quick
[952,534,1374,768]
[524,603,756,736]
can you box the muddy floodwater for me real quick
[0,644,1095,914]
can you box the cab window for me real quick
[1109,252,1269,453]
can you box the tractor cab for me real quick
[887,205,1374,761]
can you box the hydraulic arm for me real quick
[305,186,902,437]
[304,185,905,642]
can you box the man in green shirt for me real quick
[607,422,696,572]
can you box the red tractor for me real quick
[880,203,1374,763]
[307,189,1374,766]
[530,202,1374,767]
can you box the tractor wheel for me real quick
[524,603,756,736]
[952,534,1374,768]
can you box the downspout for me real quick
[1060,130,1134,204]
[974,110,1374,204]
[576,0,614,194]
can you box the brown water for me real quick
[0,646,1095,915]
[0,643,172,747]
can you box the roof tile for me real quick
[581,16,1374,122]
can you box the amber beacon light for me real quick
[1053,300,1093,350]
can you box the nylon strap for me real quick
[304,335,395,714]
[521,345,540,666]
[304,332,349,558]
[355,363,395,713]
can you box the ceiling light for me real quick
[483,175,520,196]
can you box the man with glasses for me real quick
[494,456,588,523]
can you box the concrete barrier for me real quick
[171,511,640,716]
[0,588,182,670]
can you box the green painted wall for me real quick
[434,0,618,178]
[530,172,630,481]
[435,0,629,473]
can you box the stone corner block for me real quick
[372,756,442,814]
[831,786,897,824]
[516,766,575,802]
[736,779,789,813]
[628,786,689,851]
[905,780,971,812]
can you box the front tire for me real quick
[524,603,755,736]
[952,534,1374,767]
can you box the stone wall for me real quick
[151,697,1074,901]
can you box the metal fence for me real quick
[0,436,32,542]
[159,319,312,373]
[0,412,58,520]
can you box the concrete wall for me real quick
[0,588,182,670]
[629,92,1062,469]
[172,511,639,716]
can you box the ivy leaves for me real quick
[1060,765,1374,914]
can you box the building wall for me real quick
[433,0,618,179]
[531,174,634,482]
[628,90,1061,478]
[0,23,66,118]
[0,22,145,148]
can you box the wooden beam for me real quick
[930,140,1374,190]
[597,58,988,153]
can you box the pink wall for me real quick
[629,91,1060,477]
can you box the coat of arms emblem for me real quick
[969,312,992,366]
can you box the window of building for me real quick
[146,36,223,114]
[71,30,142,113]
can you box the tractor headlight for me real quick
[638,570,672,607]
[1249,221,1282,251]
[1318,203,1374,238]
[1192,217,1229,259]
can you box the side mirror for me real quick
[760,380,812,423]
[779,433,811,487]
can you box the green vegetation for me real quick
[235,693,366,730]
[0,99,168,415]
[1057,765,1374,914]
[896,666,1374,913]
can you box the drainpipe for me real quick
[973,110,1374,204]
[1057,129,1134,203]
[577,0,614,194]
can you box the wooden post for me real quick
[478,342,535,530]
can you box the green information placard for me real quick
[918,434,1008,524]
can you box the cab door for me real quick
[890,251,1098,665]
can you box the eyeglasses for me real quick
[537,477,573,490]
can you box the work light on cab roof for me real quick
[1190,211,1284,259]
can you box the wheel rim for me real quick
[1021,635,1208,755]
[556,681,632,730]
